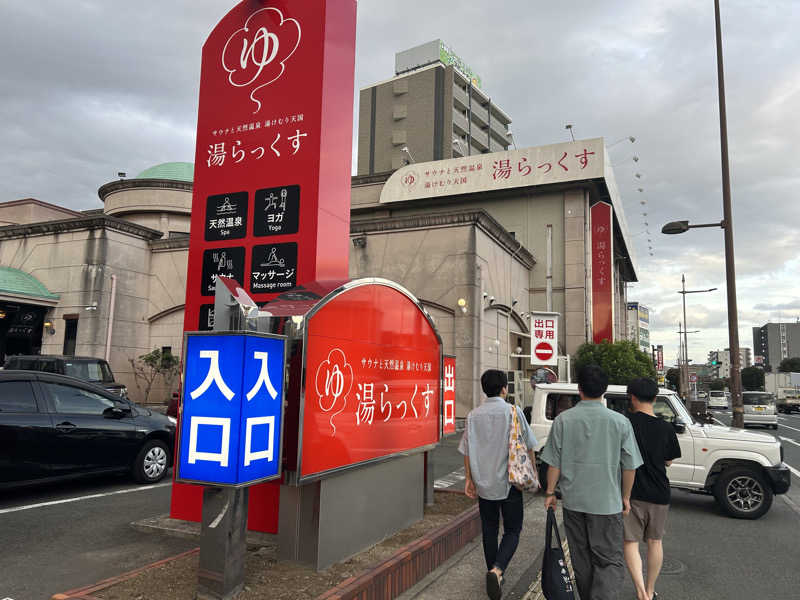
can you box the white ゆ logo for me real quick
[222,7,302,114]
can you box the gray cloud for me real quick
[1,0,798,362]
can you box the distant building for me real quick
[753,322,800,368]
[357,39,512,175]
[625,302,650,354]
[708,347,752,378]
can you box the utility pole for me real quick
[714,0,744,428]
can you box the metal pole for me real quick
[682,274,689,402]
[715,0,743,428]
[104,274,117,362]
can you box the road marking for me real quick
[777,422,800,434]
[0,482,171,516]
[434,467,466,490]
[780,436,800,449]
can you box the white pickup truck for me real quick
[524,383,791,519]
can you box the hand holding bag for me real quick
[508,404,539,491]
[541,507,575,600]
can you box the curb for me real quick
[50,548,200,600]
[317,502,481,600]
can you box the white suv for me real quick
[525,383,790,519]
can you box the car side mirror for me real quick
[104,405,130,419]
[672,421,686,434]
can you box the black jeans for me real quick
[478,487,524,572]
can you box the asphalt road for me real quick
[0,472,195,600]
[615,409,800,598]
[0,441,466,600]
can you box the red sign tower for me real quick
[172,0,357,533]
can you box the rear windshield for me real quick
[742,393,774,405]
[709,391,725,397]
[65,360,114,383]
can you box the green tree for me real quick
[573,340,657,385]
[665,368,681,391]
[708,378,727,391]
[129,348,181,404]
[740,366,765,391]
[778,357,800,373]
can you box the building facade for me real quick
[753,322,800,368]
[357,40,512,175]
[0,163,193,403]
[625,302,650,354]
[1,139,638,416]
[708,347,753,378]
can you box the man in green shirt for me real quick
[540,365,643,600]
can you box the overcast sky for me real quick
[1,1,798,368]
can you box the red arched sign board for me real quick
[298,283,441,481]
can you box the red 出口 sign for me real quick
[173,0,357,533]
[442,355,456,436]
[298,283,441,481]
[591,202,614,344]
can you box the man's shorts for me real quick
[623,499,669,541]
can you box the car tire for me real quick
[713,466,773,520]
[771,424,778,430]
[133,439,170,483]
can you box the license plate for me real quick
[754,406,765,412]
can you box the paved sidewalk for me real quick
[399,492,555,600]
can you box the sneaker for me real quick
[486,570,502,600]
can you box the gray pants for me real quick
[563,509,624,600]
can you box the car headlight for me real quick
[167,416,177,425]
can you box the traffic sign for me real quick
[534,342,554,362]
[689,373,698,383]
[530,311,560,366]
[177,332,286,487]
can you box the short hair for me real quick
[627,377,658,402]
[576,364,608,398]
[481,369,508,397]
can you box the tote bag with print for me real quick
[508,404,539,491]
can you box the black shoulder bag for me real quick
[541,507,575,599]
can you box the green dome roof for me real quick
[135,162,194,182]
[0,266,59,301]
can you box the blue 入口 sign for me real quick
[177,333,286,486]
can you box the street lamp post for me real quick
[678,275,717,402]
[662,0,744,428]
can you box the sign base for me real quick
[278,454,424,570]
[197,487,249,600]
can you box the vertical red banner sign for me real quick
[172,0,357,533]
[591,202,614,344]
[442,355,456,436]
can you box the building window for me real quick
[63,316,78,356]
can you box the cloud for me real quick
[1,0,798,365]
[753,301,800,312]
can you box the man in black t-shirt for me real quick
[623,378,681,600]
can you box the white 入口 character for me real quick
[243,416,275,466]
[188,416,231,466]
[356,383,375,426]
[190,350,235,401]
[246,351,279,401]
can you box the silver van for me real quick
[742,391,778,429]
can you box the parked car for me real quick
[742,391,779,429]
[525,382,789,519]
[708,390,729,410]
[3,355,128,399]
[0,370,175,489]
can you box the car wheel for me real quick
[713,467,773,519]
[771,424,778,430]
[133,439,170,483]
